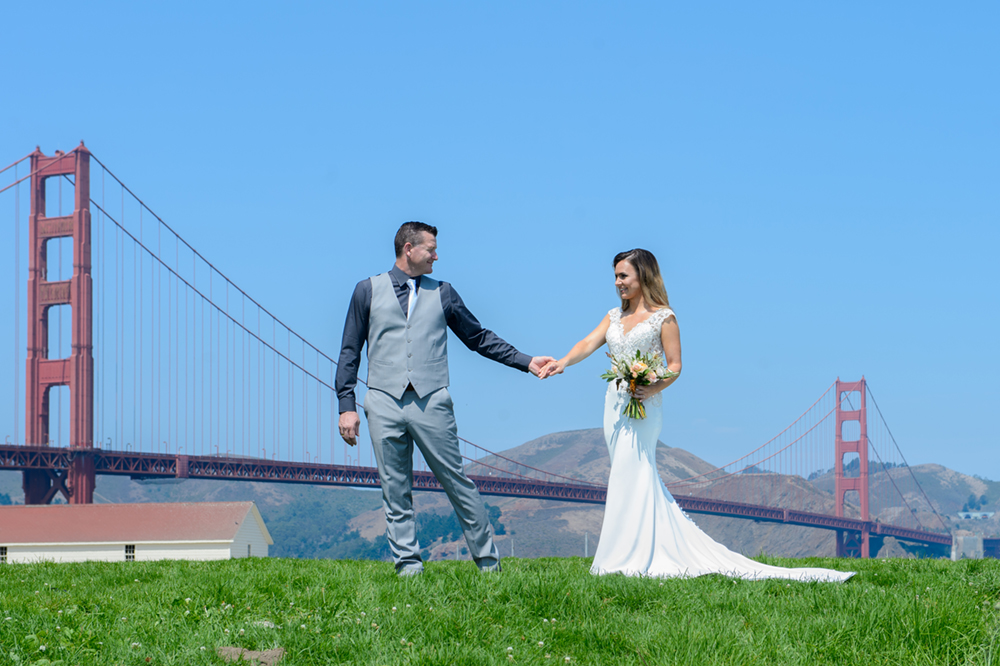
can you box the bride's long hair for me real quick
[614,248,672,313]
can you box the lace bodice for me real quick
[606,307,675,360]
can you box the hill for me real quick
[349,428,848,560]
[3,557,994,665]
[1,428,994,560]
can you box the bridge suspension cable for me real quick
[1,147,954,552]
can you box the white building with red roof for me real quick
[0,501,273,563]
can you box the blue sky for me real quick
[1,3,997,479]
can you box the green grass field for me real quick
[1,556,998,665]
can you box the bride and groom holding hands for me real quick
[335,221,851,582]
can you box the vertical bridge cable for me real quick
[865,385,950,532]
[13,162,20,445]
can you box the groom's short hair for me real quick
[394,221,438,257]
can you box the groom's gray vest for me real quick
[366,272,449,400]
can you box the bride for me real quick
[540,249,853,582]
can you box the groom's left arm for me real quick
[441,282,532,372]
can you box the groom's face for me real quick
[405,232,438,276]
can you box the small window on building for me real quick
[125,544,135,561]
[0,546,7,563]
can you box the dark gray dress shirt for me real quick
[336,266,532,413]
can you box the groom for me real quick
[336,221,553,575]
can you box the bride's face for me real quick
[614,260,641,302]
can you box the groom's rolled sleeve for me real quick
[336,279,372,413]
[441,282,532,372]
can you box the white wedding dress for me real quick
[590,307,853,582]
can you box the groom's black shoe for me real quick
[397,563,424,577]
[478,559,502,573]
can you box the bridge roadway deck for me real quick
[0,445,957,549]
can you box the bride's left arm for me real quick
[634,316,681,400]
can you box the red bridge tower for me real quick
[834,377,869,557]
[23,145,95,504]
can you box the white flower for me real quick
[185,610,190,615]
[507,647,514,652]
[360,612,366,617]
[565,658,571,663]
[300,625,306,629]
[239,629,245,635]
[405,604,411,608]
[39,646,46,652]
[200,646,206,651]
[543,619,548,623]
[392,606,397,612]
[224,629,230,634]
[134,579,139,582]
[539,641,545,647]
[185,598,191,603]
[130,642,141,648]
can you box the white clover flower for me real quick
[224,629,230,634]
[134,579,139,582]
[360,612,366,617]
[300,625,306,629]
[39,646,46,652]
[565,657,571,663]
[539,641,545,647]
[406,604,411,608]
[185,598,191,603]
[392,607,397,612]
[57,610,62,614]
[507,647,514,652]
[55,626,60,631]
[543,618,548,623]
[239,629,245,635]
[200,646,206,651]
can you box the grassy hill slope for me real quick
[1,557,997,665]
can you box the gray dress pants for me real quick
[364,387,500,570]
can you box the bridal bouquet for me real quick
[601,350,679,419]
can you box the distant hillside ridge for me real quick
[0,428,994,560]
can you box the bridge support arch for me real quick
[24,145,94,504]
[834,378,869,557]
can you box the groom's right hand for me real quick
[339,411,360,446]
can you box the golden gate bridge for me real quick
[0,145,986,559]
